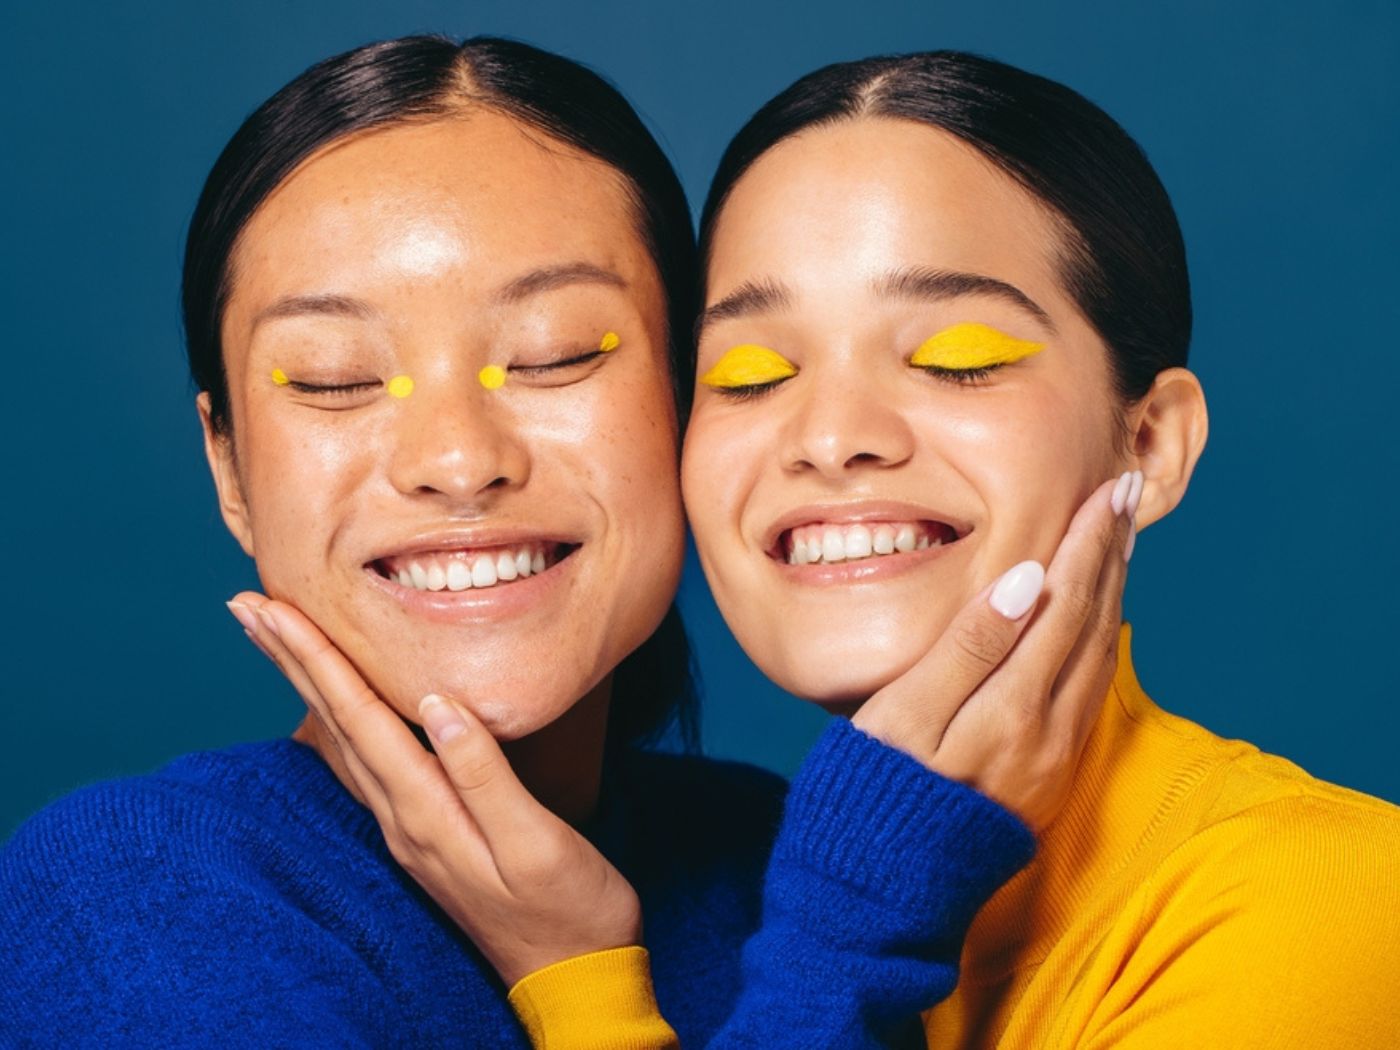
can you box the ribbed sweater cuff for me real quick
[773,718,1036,928]
[508,946,678,1049]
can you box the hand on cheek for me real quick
[852,471,1141,832]
[224,592,643,988]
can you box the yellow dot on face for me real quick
[271,368,290,386]
[478,364,506,390]
[386,374,414,399]
[598,331,620,352]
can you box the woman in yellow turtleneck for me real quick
[245,50,1400,1047]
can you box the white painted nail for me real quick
[1126,470,1145,518]
[989,560,1046,620]
[1110,472,1133,516]
[1125,521,1138,563]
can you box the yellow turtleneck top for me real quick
[922,625,1400,1047]
[510,626,1400,1047]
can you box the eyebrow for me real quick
[251,293,378,332]
[874,267,1056,331]
[495,262,628,303]
[695,278,793,340]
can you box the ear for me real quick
[1124,367,1208,530]
[197,392,256,557]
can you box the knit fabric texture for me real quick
[0,739,785,1049]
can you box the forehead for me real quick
[226,110,654,314]
[707,117,1069,306]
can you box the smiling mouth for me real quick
[370,542,578,592]
[774,520,963,566]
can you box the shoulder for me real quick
[1092,793,1400,1043]
[1172,786,1400,905]
[4,738,352,874]
[0,743,400,1044]
[1130,788,1400,985]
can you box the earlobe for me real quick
[1126,368,1209,530]
[196,393,256,557]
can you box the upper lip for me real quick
[760,499,973,553]
[362,525,583,567]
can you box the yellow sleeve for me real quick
[507,945,680,1049]
[1081,797,1400,1048]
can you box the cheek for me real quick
[681,407,765,542]
[943,385,1119,558]
[238,407,380,580]
[546,365,681,501]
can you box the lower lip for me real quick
[773,539,964,585]
[363,551,575,624]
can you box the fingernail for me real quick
[226,601,257,633]
[1110,472,1132,516]
[1125,521,1137,563]
[1126,470,1145,518]
[254,605,281,639]
[989,560,1046,620]
[419,694,465,744]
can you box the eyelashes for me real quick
[908,322,1044,370]
[699,344,798,396]
[273,344,610,400]
[508,348,605,377]
[281,379,381,396]
[700,323,1043,399]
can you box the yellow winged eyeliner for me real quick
[909,322,1045,370]
[701,344,797,389]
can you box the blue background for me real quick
[3,1,1398,840]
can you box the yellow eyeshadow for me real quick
[386,374,414,399]
[478,364,507,390]
[700,344,797,389]
[598,331,620,353]
[271,368,290,386]
[909,322,1045,370]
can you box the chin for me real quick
[753,632,924,708]
[462,698,564,741]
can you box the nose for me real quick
[385,375,530,502]
[781,371,916,479]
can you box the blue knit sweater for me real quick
[1,721,1032,1048]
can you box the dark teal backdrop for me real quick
[3,1,1397,840]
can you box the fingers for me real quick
[228,595,396,815]
[418,695,560,869]
[852,559,1045,749]
[996,472,1136,699]
[1046,472,1141,744]
[228,594,550,874]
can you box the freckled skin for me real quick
[202,113,685,743]
[683,119,1124,705]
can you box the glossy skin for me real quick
[224,107,1203,990]
[201,112,686,756]
[685,118,1198,705]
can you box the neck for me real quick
[292,675,614,828]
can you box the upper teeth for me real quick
[786,522,946,566]
[385,544,551,592]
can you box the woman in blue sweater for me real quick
[0,36,1124,1048]
[0,35,779,1047]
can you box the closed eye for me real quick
[710,376,793,401]
[510,349,604,376]
[700,344,798,398]
[287,380,381,395]
[908,322,1045,371]
[916,364,1001,387]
